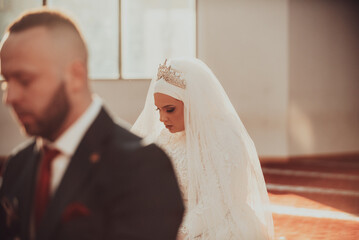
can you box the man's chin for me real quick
[21,123,44,137]
[21,125,37,137]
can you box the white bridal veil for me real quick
[132,58,274,239]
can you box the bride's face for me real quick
[154,93,185,133]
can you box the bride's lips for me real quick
[165,125,173,129]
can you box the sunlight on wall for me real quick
[289,104,314,153]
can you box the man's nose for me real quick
[3,81,21,106]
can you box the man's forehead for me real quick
[1,27,53,56]
[0,27,57,76]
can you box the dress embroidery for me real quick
[156,129,189,234]
[156,129,248,239]
[157,129,188,199]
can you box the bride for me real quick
[131,58,274,239]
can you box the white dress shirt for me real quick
[36,95,103,195]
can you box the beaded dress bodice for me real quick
[156,129,188,200]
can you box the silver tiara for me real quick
[157,59,186,89]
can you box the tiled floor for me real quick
[262,158,359,240]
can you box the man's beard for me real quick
[23,81,70,140]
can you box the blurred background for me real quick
[1,1,358,239]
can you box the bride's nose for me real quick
[159,113,168,122]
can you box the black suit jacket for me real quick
[0,108,184,240]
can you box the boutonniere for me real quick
[62,202,91,223]
[89,152,100,164]
[1,196,19,228]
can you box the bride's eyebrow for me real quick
[162,105,175,108]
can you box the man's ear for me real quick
[67,60,87,92]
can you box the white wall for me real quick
[90,79,150,124]
[197,0,289,156]
[0,97,28,155]
[288,0,359,155]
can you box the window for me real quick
[0,0,196,80]
[47,0,120,79]
[121,0,196,79]
[0,0,42,37]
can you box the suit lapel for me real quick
[36,108,115,240]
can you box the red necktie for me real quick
[34,146,60,227]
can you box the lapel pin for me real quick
[89,152,100,164]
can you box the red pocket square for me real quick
[62,202,91,223]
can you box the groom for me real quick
[0,9,183,240]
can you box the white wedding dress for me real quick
[156,127,270,239]
[132,58,274,240]
[157,127,237,239]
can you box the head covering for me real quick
[132,58,274,239]
[154,77,185,101]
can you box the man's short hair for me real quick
[6,8,88,62]
[8,8,81,35]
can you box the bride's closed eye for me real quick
[166,108,175,113]
[156,107,175,113]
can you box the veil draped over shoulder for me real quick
[132,58,274,240]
